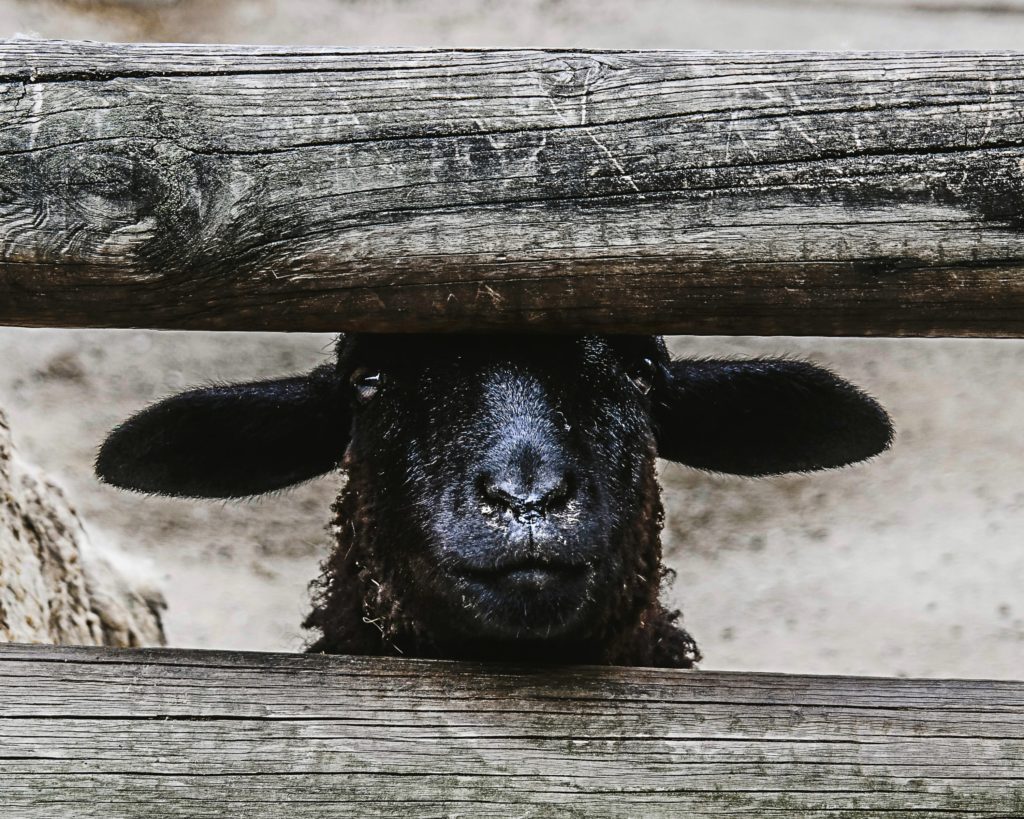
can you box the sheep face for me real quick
[96,334,893,660]
[336,334,665,643]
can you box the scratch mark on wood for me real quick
[731,110,759,162]
[584,128,644,194]
[787,87,820,149]
[982,79,997,143]
[27,84,42,150]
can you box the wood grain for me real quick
[781,0,1024,13]
[0,643,1022,817]
[2,42,1024,335]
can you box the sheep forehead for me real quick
[340,336,664,456]
[340,333,653,382]
[418,343,625,424]
[339,329,662,385]
[480,366,548,422]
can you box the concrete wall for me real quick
[8,0,1024,50]
[1,0,1021,677]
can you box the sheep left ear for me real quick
[96,363,348,499]
[652,359,893,476]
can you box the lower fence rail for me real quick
[0,644,1022,817]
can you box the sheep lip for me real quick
[454,559,586,582]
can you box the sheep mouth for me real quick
[453,559,587,588]
[447,558,593,639]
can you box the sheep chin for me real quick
[447,562,598,642]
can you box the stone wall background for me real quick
[1,0,1021,677]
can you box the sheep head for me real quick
[96,335,892,657]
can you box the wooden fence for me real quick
[1,41,1023,817]
[2,42,1024,335]
[2,644,1024,817]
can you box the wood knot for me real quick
[537,56,606,98]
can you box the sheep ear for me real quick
[653,359,893,476]
[96,364,348,498]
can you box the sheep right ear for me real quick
[652,358,893,476]
[96,364,348,499]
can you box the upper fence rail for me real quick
[1,41,1023,336]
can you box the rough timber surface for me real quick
[0,644,1023,817]
[2,43,1024,336]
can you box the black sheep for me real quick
[96,335,892,668]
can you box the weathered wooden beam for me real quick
[1,644,1022,817]
[2,42,1024,336]
[798,0,1024,13]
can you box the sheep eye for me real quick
[351,368,384,401]
[628,358,655,396]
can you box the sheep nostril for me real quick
[478,473,574,518]
[544,474,574,510]
[480,482,522,514]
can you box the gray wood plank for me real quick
[2,42,1024,336]
[0,644,1022,816]
[782,0,1024,13]
[817,0,1024,13]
